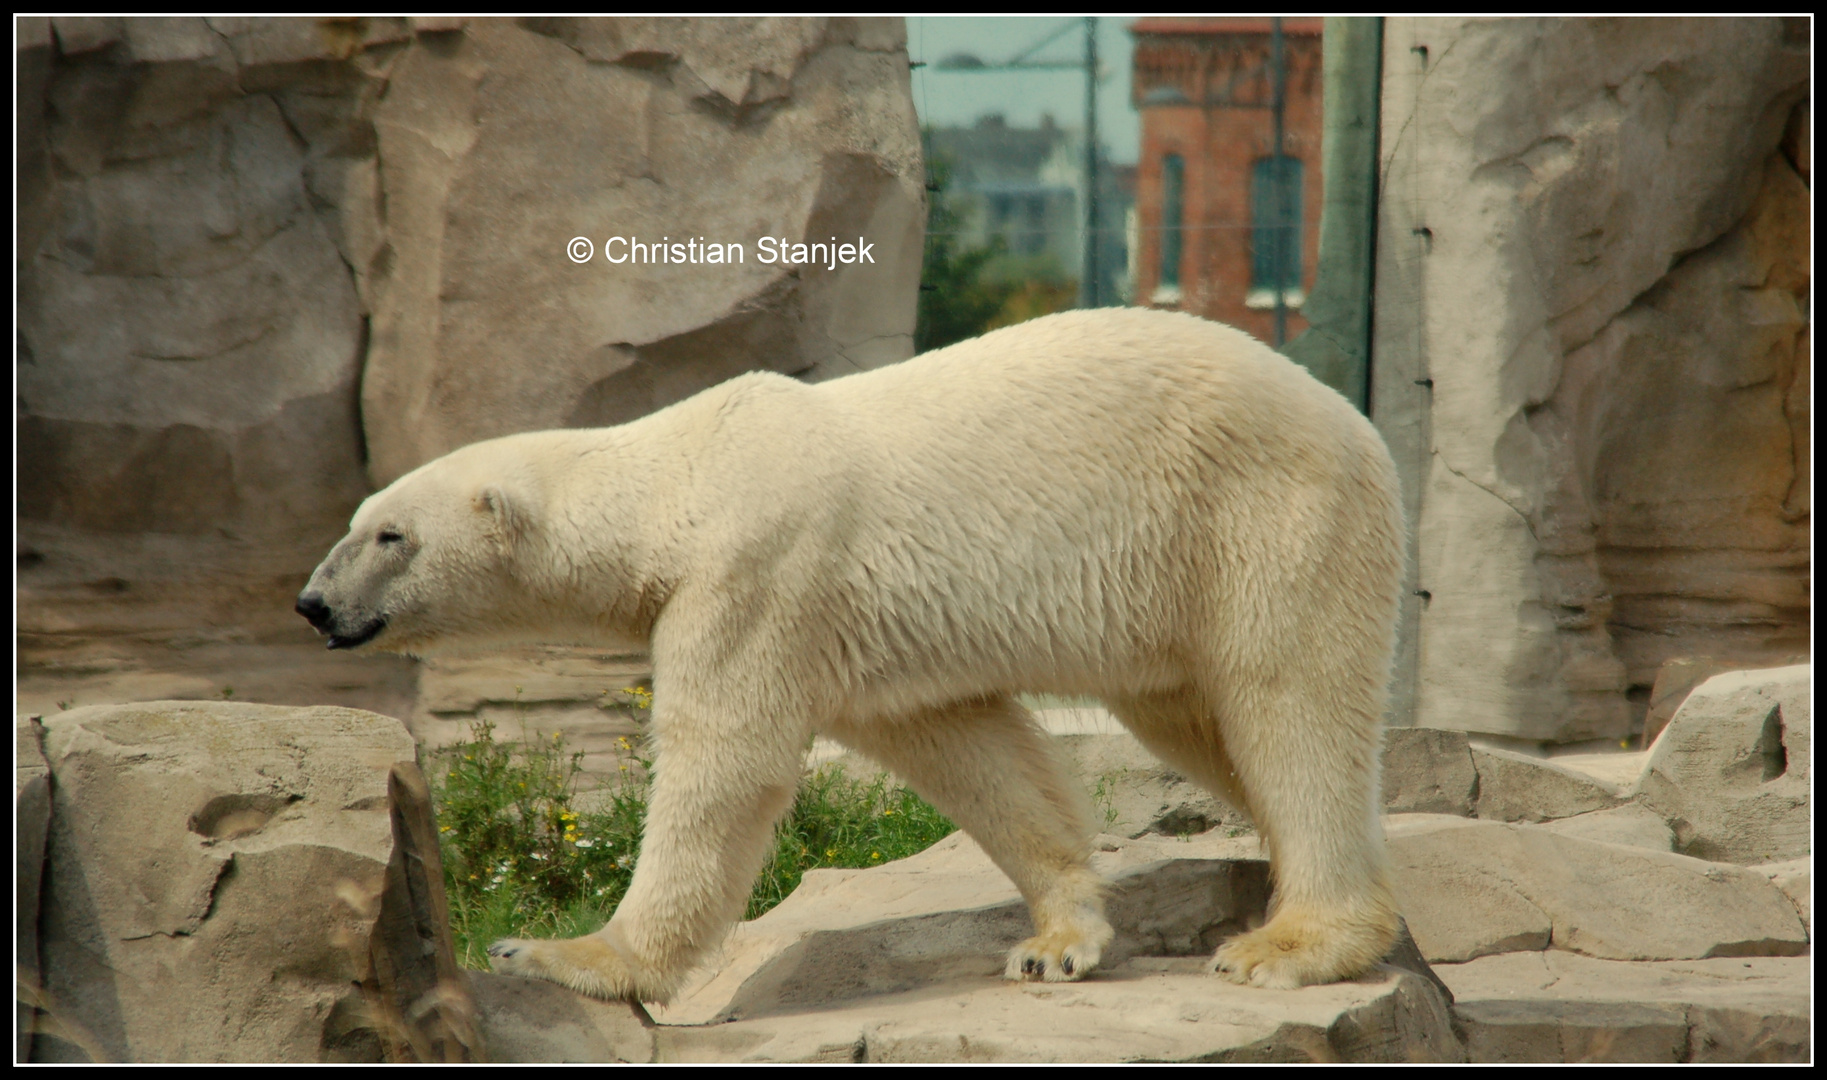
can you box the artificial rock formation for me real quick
[1372,18,1810,742]
[500,831,1459,1064]
[1634,665,1810,864]
[16,718,54,1062]
[1440,953,1811,1063]
[16,16,923,692]
[351,17,924,485]
[24,702,477,1063]
[469,818,1807,1062]
[1385,814,1808,965]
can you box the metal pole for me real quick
[1079,16,1100,309]
[1271,17,1287,347]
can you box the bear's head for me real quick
[296,443,545,656]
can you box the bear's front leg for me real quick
[488,692,806,1003]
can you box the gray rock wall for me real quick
[350,17,924,486]
[16,16,922,648]
[1372,18,1810,742]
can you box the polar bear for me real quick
[298,308,1405,1000]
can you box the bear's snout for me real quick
[297,589,387,649]
[295,592,333,631]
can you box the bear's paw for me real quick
[487,932,652,1001]
[1209,903,1394,990]
[1003,902,1114,984]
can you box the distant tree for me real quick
[915,155,1017,353]
[986,278,1078,333]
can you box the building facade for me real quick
[1130,18,1322,344]
[926,114,1134,306]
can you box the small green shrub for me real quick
[746,766,957,920]
[433,717,956,969]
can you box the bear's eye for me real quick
[377,529,404,545]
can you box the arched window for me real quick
[1158,153,1185,293]
[1251,155,1302,295]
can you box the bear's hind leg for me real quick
[1202,677,1398,990]
[823,695,1112,983]
[1103,687,1255,826]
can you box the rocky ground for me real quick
[16,664,1811,1062]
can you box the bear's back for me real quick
[820,308,1382,503]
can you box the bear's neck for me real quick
[515,426,687,648]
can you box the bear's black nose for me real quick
[295,592,332,630]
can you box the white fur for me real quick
[305,308,1405,1000]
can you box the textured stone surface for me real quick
[17,17,923,721]
[1538,803,1673,852]
[1750,857,1809,936]
[1643,657,1739,746]
[354,17,924,486]
[28,702,476,1062]
[16,716,53,1063]
[1454,999,1691,1063]
[18,24,371,546]
[1386,815,1807,964]
[1372,18,1810,742]
[468,972,653,1064]
[1382,727,1477,816]
[637,828,1447,1032]
[470,883,1812,1062]
[1543,748,1649,790]
[649,964,1461,1063]
[1439,952,1810,1063]
[1471,744,1623,823]
[470,826,1456,1063]
[648,830,1275,1025]
[1634,665,1810,863]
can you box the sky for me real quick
[906,16,1141,166]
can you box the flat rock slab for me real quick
[652,963,1461,1063]
[1438,952,1810,1062]
[648,830,1270,1025]
[465,828,1449,1063]
[1550,749,1651,791]
[1538,802,1674,851]
[1387,815,1807,963]
[1471,744,1623,822]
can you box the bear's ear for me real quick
[473,485,526,541]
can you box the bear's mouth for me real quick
[327,617,387,650]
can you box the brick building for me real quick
[1130,18,1323,343]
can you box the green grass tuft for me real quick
[432,719,956,969]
